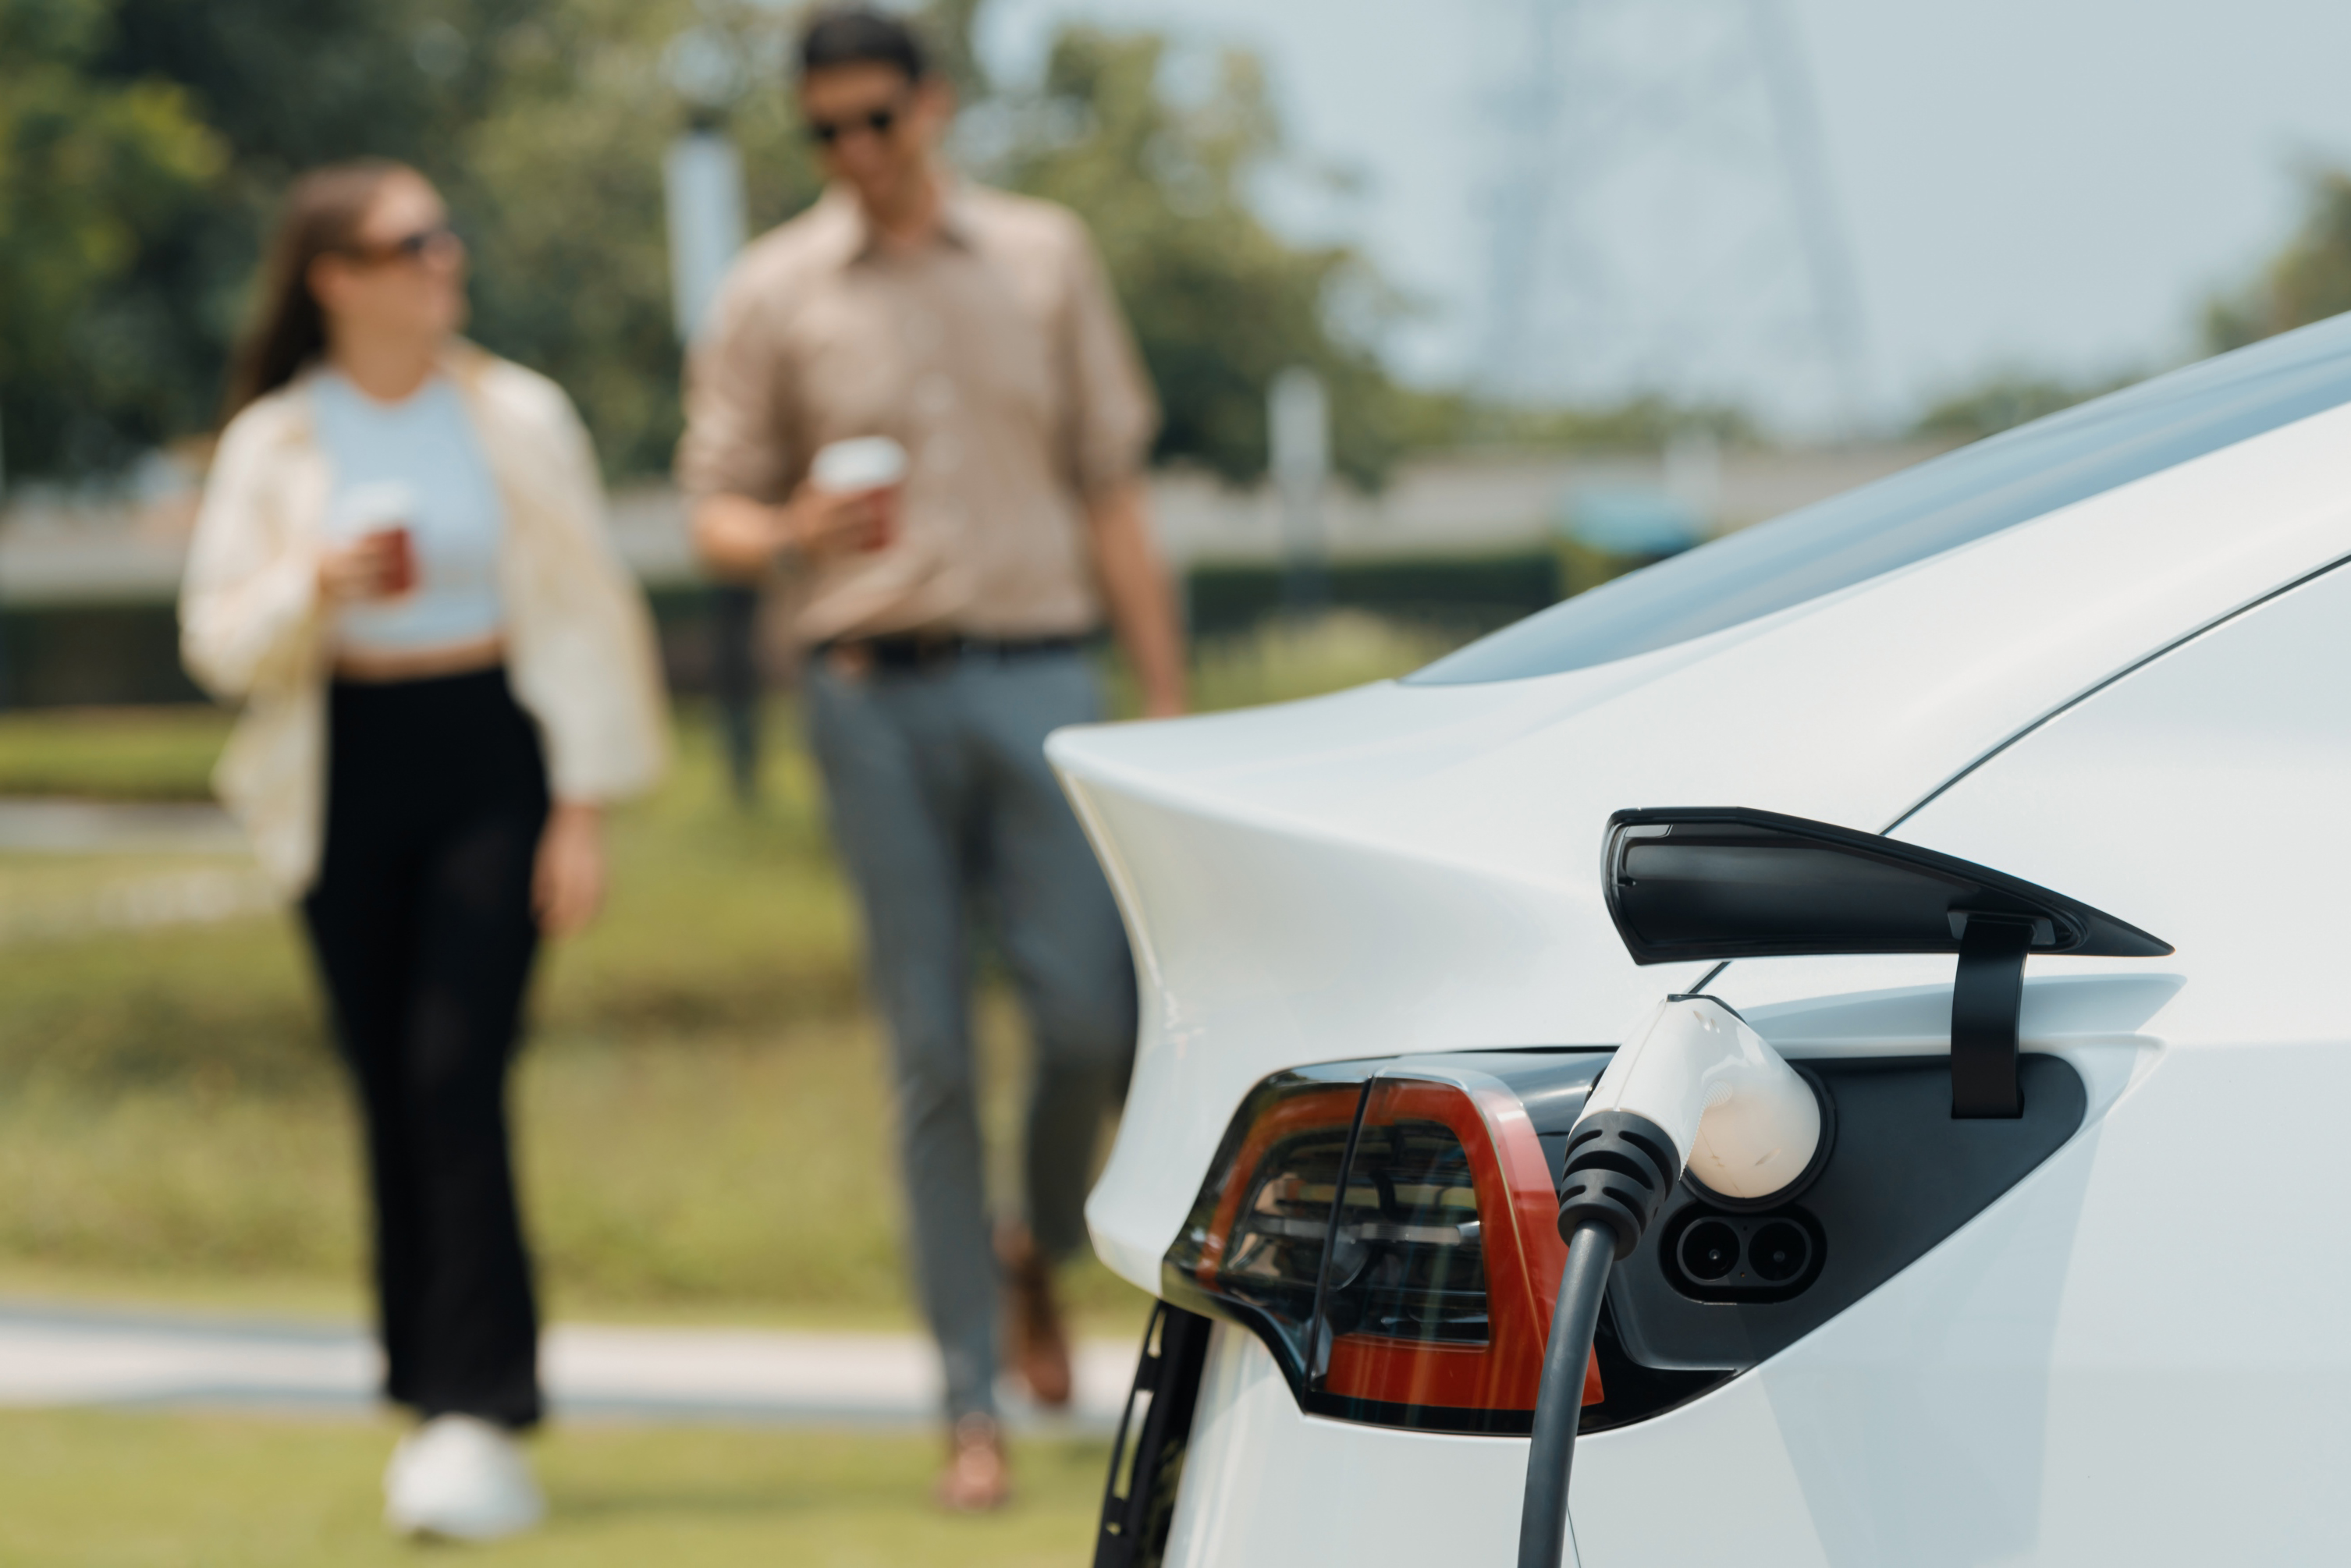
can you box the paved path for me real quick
[0,800,279,943]
[0,800,244,855]
[0,1301,1136,1433]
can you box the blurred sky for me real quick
[979,0,2351,426]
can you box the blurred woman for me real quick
[180,161,668,1540]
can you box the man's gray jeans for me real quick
[804,648,1135,1421]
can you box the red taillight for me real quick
[1184,1081,1361,1377]
[1163,1067,1597,1435]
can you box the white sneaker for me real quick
[383,1414,545,1541]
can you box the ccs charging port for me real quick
[1661,1209,1823,1302]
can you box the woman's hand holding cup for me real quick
[318,526,415,601]
[320,480,417,602]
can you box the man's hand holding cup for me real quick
[787,436,909,559]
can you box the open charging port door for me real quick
[1601,805,2171,1116]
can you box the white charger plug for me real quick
[1584,995,1821,1203]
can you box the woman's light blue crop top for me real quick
[311,370,506,655]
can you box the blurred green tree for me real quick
[980,24,1407,488]
[0,0,819,481]
[94,0,540,448]
[0,0,229,477]
[452,0,820,477]
[2206,168,2351,352]
[10,0,1674,490]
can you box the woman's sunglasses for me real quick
[806,103,902,146]
[337,225,463,268]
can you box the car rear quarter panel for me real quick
[1057,403,2351,1297]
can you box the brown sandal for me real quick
[998,1221,1074,1409]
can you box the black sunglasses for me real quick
[806,103,901,146]
[339,225,461,266]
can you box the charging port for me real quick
[1661,1209,1823,1302]
[1676,1219,1742,1282]
[1747,1220,1810,1283]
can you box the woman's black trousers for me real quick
[301,668,549,1428]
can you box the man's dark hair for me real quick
[799,6,928,82]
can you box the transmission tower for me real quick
[1476,0,1871,435]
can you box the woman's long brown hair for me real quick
[218,159,411,426]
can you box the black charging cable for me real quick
[1518,1112,1681,1568]
[1518,1220,1615,1568]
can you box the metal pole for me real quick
[1269,368,1330,617]
[662,102,758,803]
[1479,0,1569,399]
[662,126,748,347]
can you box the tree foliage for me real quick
[1,0,229,475]
[450,0,821,476]
[4,0,1412,487]
[2206,168,2351,353]
[982,26,1405,488]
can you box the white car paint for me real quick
[1049,353,2351,1561]
[1053,397,2351,1295]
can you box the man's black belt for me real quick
[815,632,1086,672]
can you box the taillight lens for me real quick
[1184,1079,1362,1375]
[1324,1112,1487,1346]
[1163,1066,1588,1435]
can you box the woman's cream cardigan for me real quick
[179,345,670,896]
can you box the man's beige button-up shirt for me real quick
[677,182,1160,643]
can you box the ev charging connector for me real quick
[1518,996,1821,1568]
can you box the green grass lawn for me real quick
[0,613,1458,1326]
[0,726,1119,1329]
[0,1409,1109,1566]
[0,615,1458,1559]
[0,704,232,800]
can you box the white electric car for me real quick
[1053,311,2351,1567]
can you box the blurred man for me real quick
[678,5,1185,1512]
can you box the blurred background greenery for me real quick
[0,616,1447,1326]
[3,0,1459,487]
[30,0,2254,492]
[0,8,1622,1545]
[12,0,2351,486]
[8,0,2351,1552]
[0,593,1458,1552]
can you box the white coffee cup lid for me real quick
[329,480,415,538]
[810,436,911,493]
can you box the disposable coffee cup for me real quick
[810,436,911,493]
[330,481,419,597]
[377,526,417,595]
[810,437,909,552]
